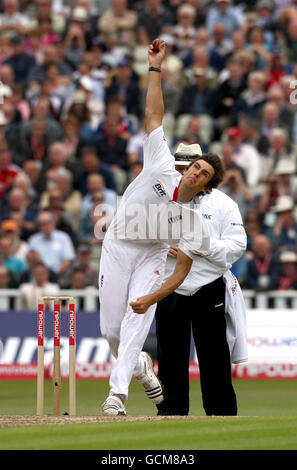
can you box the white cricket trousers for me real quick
[99,238,168,400]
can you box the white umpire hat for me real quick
[174,142,202,166]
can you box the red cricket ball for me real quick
[152,38,163,52]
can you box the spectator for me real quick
[12,171,40,213]
[177,66,218,117]
[19,261,59,310]
[0,147,21,199]
[69,267,88,290]
[244,234,281,290]
[18,116,55,165]
[268,195,297,253]
[40,167,82,230]
[22,159,44,194]
[226,126,261,187]
[0,0,31,37]
[274,159,297,202]
[245,25,272,70]
[94,113,129,193]
[81,173,118,216]
[170,3,197,59]
[60,115,81,159]
[95,98,135,141]
[257,172,281,230]
[9,83,31,121]
[259,102,282,151]
[206,0,245,39]
[137,0,174,45]
[263,128,295,179]
[235,70,267,119]
[267,85,295,138]
[1,187,38,233]
[277,250,297,290]
[24,97,63,141]
[28,211,75,276]
[221,166,254,218]
[19,248,57,284]
[244,208,263,252]
[214,57,247,129]
[59,243,99,288]
[44,141,78,185]
[44,195,77,246]
[238,115,263,151]
[27,44,72,83]
[278,16,297,65]
[0,265,12,289]
[105,58,142,119]
[0,219,29,261]
[1,99,24,165]
[77,189,106,244]
[3,34,36,87]
[64,24,86,70]
[208,23,234,70]
[77,147,118,194]
[189,46,218,88]
[175,115,209,152]
[0,234,27,286]
[98,0,138,48]
[266,47,289,89]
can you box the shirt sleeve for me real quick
[204,203,247,268]
[179,202,246,267]
[142,126,175,170]
[178,206,211,260]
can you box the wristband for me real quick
[149,66,161,72]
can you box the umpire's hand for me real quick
[168,244,178,258]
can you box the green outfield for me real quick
[0,379,297,450]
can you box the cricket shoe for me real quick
[135,352,164,404]
[102,395,126,416]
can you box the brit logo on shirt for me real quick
[153,179,166,197]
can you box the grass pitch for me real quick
[0,379,297,450]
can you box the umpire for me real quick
[155,149,247,416]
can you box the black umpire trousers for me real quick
[155,276,237,416]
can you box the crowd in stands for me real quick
[1,0,297,310]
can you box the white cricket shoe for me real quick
[135,352,164,404]
[102,395,126,416]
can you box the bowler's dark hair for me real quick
[187,153,225,193]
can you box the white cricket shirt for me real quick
[166,189,247,295]
[105,125,183,245]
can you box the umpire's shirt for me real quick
[164,188,247,291]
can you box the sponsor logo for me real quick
[215,303,223,308]
[154,270,160,275]
[100,274,104,287]
[37,307,44,346]
[53,308,60,346]
[202,213,212,220]
[247,337,297,347]
[69,308,76,346]
[168,214,182,224]
[153,180,166,197]
[231,222,243,227]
